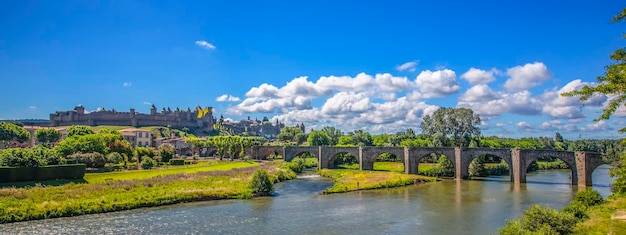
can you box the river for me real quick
[0,165,614,235]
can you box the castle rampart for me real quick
[49,105,215,130]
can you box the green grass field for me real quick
[0,161,290,223]
[318,168,435,194]
[84,161,258,183]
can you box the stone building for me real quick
[221,116,285,138]
[119,128,152,147]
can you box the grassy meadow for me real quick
[0,161,293,224]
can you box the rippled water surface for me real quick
[0,165,614,235]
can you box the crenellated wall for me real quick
[49,106,214,130]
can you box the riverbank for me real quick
[318,168,436,194]
[0,161,296,224]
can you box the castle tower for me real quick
[150,105,157,115]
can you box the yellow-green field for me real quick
[84,161,257,183]
[0,161,292,224]
[318,168,435,194]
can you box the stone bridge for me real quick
[248,146,604,187]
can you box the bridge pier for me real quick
[575,151,604,187]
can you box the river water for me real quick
[0,165,614,235]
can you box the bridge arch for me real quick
[360,147,405,171]
[320,147,360,169]
[406,147,456,177]
[251,146,285,160]
[517,150,576,185]
[285,146,319,162]
[460,148,512,181]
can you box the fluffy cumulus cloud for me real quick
[321,92,373,115]
[230,73,418,116]
[216,94,241,102]
[123,82,132,87]
[195,40,216,50]
[415,69,460,98]
[461,68,498,85]
[540,79,607,119]
[220,62,623,137]
[504,62,552,92]
[458,87,542,117]
[396,61,419,72]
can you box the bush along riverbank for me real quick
[497,188,615,234]
[318,169,436,194]
[0,161,296,224]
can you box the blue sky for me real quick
[1,0,625,139]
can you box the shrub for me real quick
[67,152,106,168]
[141,156,156,169]
[562,200,589,220]
[518,205,577,235]
[572,188,603,207]
[169,159,185,165]
[249,168,273,196]
[287,158,306,173]
[158,143,175,162]
[0,148,46,167]
[106,152,124,164]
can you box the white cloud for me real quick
[246,83,280,98]
[540,120,579,132]
[461,68,498,85]
[321,92,373,115]
[123,82,132,87]
[216,94,241,102]
[415,69,460,98]
[195,40,216,50]
[459,84,500,102]
[581,120,613,132]
[540,79,606,119]
[458,90,542,117]
[516,121,533,130]
[28,106,36,110]
[504,62,552,92]
[278,76,331,98]
[396,61,419,72]
[228,96,312,115]
[143,101,152,105]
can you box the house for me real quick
[154,137,196,155]
[119,128,152,147]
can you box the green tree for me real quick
[0,122,30,145]
[35,128,62,146]
[468,156,487,177]
[307,130,331,146]
[249,168,273,196]
[158,143,176,162]
[321,126,343,145]
[350,130,373,146]
[420,107,481,147]
[66,125,94,138]
[276,126,304,142]
[434,155,454,177]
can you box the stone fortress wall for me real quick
[49,105,216,130]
